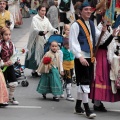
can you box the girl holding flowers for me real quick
[36,41,64,101]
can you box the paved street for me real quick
[0,15,120,120]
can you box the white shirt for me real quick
[69,21,101,58]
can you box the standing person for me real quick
[90,23,120,112]
[107,33,120,95]
[47,0,59,29]
[0,27,19,105]
[30,0,39,14]
[58,0,75,35]
[42,0,49,12]
[25,5,58,77]
[95,0,106,25]
[8,0,23,27]
[0,0,14,30]
[61,37,75,101]
[60,24,75,101]
[36,41,63,101]
[20,0,31,18]
[0,69,9,107]
[74,0,84,20]
[69,1,106,119]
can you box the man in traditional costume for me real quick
[69,1,107,119]
[0,0,14,30]
[25,5,58,77]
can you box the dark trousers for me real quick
[3,65,17,83]
[74,58,93,86]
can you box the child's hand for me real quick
[7,60,13,65]
[4,62,8,66]
[5,60,13,66]
[60,71,64,76]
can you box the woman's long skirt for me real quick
[90,49,120,102]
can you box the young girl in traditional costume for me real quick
[36,41,63,101]
[0,27,19,105]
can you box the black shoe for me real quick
[42,94,46,99]
[0,103,9,107]
[94,103,107,112]
[74,107,85,115]
[53,97,59,102]
[31,72,40,77]
[86,110,96,119]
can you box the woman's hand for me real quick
[112,28,120,37]
[102,25,107,32]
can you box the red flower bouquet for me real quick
[21,48,25,54]
[43,57,52,65]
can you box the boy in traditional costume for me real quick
[61,37,75,101]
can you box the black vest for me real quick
[59,0,71,12]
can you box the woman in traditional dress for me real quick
[8,0,23,27]
[90,22,120,112]
[25,5,58,77]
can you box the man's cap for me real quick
[79,1,90,10]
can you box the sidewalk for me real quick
[15,32,29,65]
